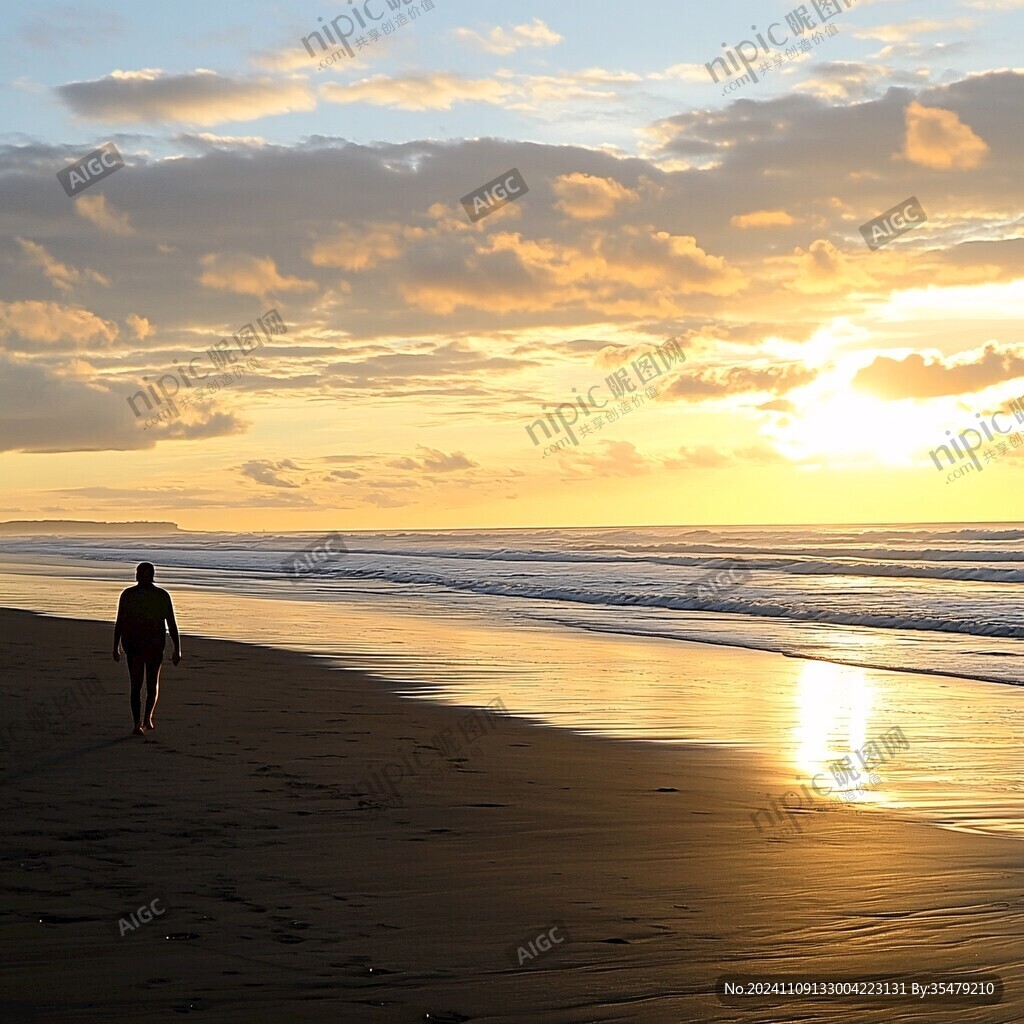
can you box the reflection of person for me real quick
[112,563,181,736]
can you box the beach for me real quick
[5,0,1024,1016]
[3,0,1023,1014]
[0,604,1020,1023]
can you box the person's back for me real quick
[117,582,173,655]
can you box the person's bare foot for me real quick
[144,719,155,731]
[132,724,145,736]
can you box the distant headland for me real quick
[0,520,182,536]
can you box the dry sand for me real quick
[0,607,1020,1023]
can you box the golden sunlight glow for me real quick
[769,382,924,467]
[871,278,1024,322]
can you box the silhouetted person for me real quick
[112,562,181,735]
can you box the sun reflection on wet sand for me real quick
[793,660,876,803]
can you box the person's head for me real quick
[136,562,155,584]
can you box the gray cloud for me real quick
[240,459,301,488]
[56,70,316,126]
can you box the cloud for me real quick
[553,440,662,478]
[759,399,796,414]
[853,18,974,43]
[0,355,246,453]
[16,238,86,291]
[321,73,512,111]
[0,300,118,350]
[663,364,816,401]
[552,174,640,221]
[853,345,1024,399]
[730,210,797,229]
[795,60,929,102]
[793,239,872,294]
[400,226,745,317]
[364,492,410,508]
[323,341,528,395]
[198,253,317,297]
[453,18,563,54]
[150,408,250,441]
[665,443,788,469]
[307,223,428,271]
[125,314,152,340]
[75,194,135,235]
[509,68,642,109]
[1,70,1021,468]
[874,42,970,62]
[20,5,127,48]
[648,63,712,84]
[386,446,477,472]
[903,101,989,169]
[56,69,315,125]
[251,48,328,73]
[240,459,300,488]
[175,132,268,151]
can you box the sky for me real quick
[2,0,1024,531]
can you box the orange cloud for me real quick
[401,227,745,316]
[126,314,152,340]
[0,300,119,349]
[552,174,639,221]
[792,239,872,294]
[307,223,428,271]
[731,210,797,229]
[854,345,1024,399]
[903,101,989,170]
[17,238,82,292]
[198,253,317,297]
[76,195,135,235]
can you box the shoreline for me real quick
[0,607,1020,1022]
[561,615,1024,690]
[0,570,1022,840]
[4,547,1024,694]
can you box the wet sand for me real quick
[0,606,1019,1023]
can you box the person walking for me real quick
[112,562,181,735]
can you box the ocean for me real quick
[3,521,1024,680]
[1,522,1022,839]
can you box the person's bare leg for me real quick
[127,654,146,735]
[143,658,161,730]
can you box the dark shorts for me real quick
[124,644,164,664]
